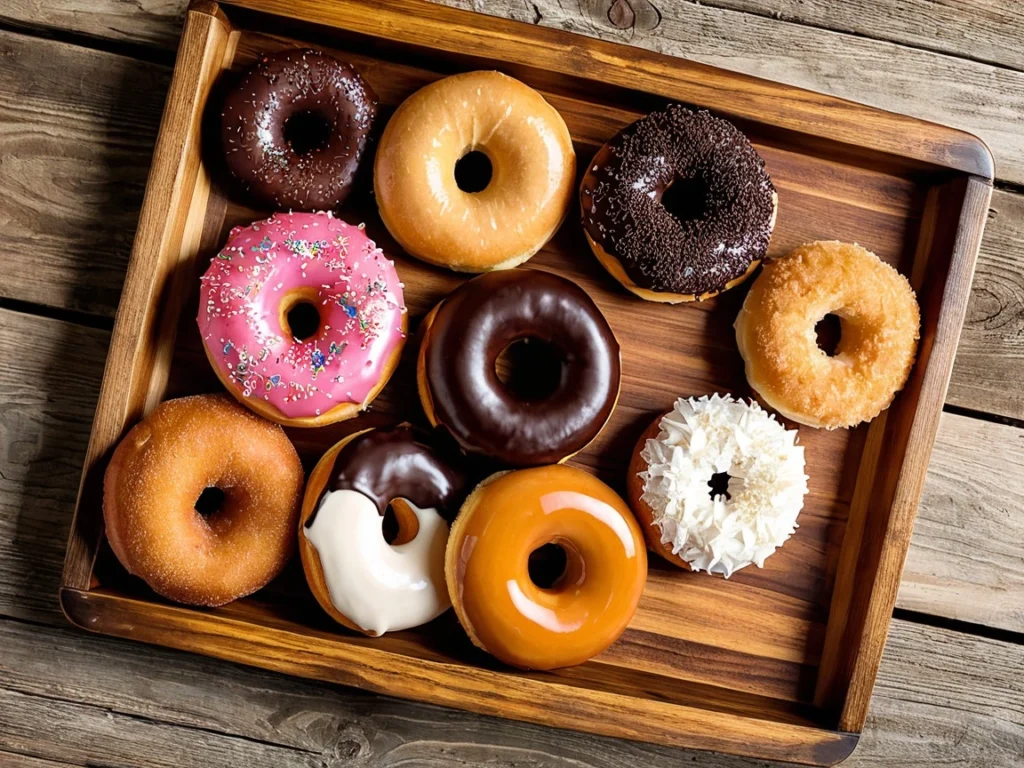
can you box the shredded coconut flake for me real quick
[640,394,808,577]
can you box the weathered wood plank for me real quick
[0,752,78,768]
[0,686,322,768]
[0,309,110,624]
[0,0,185,51]
[900,412,1024,633]
[0,29,166,316]
[702,0,1024,73]
[2,616,1022,767]
[948,189,1024,421]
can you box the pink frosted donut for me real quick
[198,211,407,427]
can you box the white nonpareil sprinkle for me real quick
[640,394,808,577]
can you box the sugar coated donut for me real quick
[447,465,646,669]
[103,394,304,607]
[735,241,920,429]
[198,211,407,427]
[581,105,777,302]
[299,426,468,636]
[627,395,808,576]
[221,49,378,210]
[417,270,620,466]
[374,71,575,272]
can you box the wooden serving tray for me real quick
[60,0,992,763]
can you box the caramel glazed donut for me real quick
[375,71,576,272]
[300,426,468,636]
[735,241,920,429]
[447,464,647,670]
[418,269,621,466]
[221,49,378,210]
[581,105,777,303]
[103,395,304,607]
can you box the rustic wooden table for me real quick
[1,1,1022,766]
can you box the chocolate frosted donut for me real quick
[221,49,378,210]
[417,270,620,467]
[581,105,777,302]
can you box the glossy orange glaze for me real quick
[446,465,647,670]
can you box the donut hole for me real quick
[382,499,420,546]
[815,313,843,357]
[660,176,709,224]
[194,486,226,518]
[454,150,493,193]
[528,542,569,589]
[494,338,565,401]
[708,472,732,501]
[283,110,332,155]
[283,300,321,342]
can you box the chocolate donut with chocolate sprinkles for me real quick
[580,105,777,303]
[221,49,378,210]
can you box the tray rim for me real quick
[59,0,993,763]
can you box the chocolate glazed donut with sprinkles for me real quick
[221,49,378,210]
[581,105,777,303]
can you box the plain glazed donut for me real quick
[299,427,468,636]
[734,241,920,429]
[221,49,378,210]
[103,395,304,607]
[198,212,407,428]
[446,465,647,669]
[581,105,777,302]
[374,71,575,272]
[417,270,620,466]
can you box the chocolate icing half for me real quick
[221,49,378,210]
[580,105,775,296]
[424,270,620,467]
[309,427,467,526]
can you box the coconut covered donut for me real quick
[103,395,304,606]
[734,241,920,429]
[626,395,808,576]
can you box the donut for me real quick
[627,395,808,576]
[221,49,377,210]
[198,211,407,427]
[417,270,620,466]
[374,71,575,272]
[580,105,777,302]
[299,426,468,636]
[734,241,921,429]
[103,394,304,607]
[446,465,647,669]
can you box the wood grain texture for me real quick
[701,0,1024,73]
[0,309,110,624]
[3,615,1023,767]
[900,412,1024,634]
[0,29,167,316]
[948,188,1024,420]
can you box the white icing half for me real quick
[640,394,808,577]
[304,489,451,635]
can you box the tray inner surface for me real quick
[85,15,943,732]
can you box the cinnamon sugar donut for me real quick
[734,241,920,429]
[103,394,304,606]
